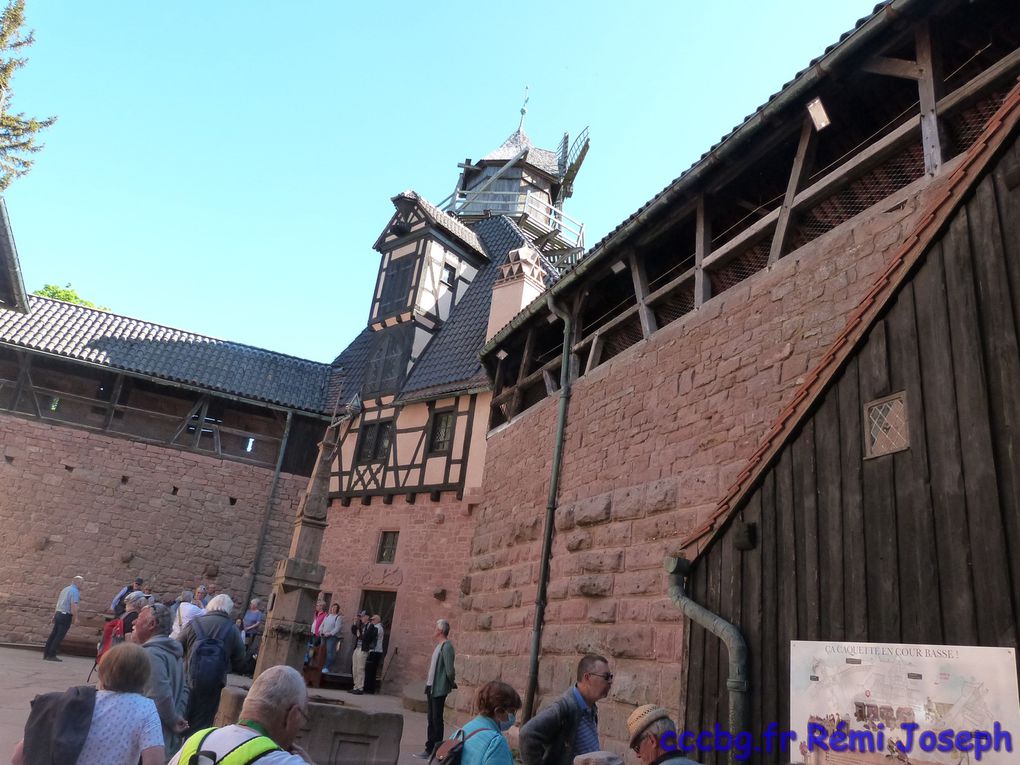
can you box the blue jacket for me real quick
[457,716,512,765]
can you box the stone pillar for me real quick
[254,423,338,677]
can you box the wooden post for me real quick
[628,252,657,338]
[916,21,944,177]
[585,331,605,375]
[569,289,588,382]
[769,116,817,265]
[102,374,125,431]
[695,195,712,307]
[13,352,39,418]
[510,328,535,418]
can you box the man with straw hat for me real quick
[626,705,703,765]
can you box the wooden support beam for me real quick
[103,374,124,431]
[585,331,604,375]
[172,396,205,444]
[769,116,817,265]
[628,252,657,338]
[13,352,40,418]
[916,20,944,176]
[861,55,923,80]
[542,369,557,396]
[568,289,589,382]
[509,328,535,419]
[695,196,712,307]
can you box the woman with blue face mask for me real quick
[454,680,522,765]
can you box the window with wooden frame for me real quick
[357,420,393,464]
[864,392,909,458]
[427,410,455,455]
[377,531,399,564]
[378,256,416,317]
[440,263,456,287]
[362,324,413,396]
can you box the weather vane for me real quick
[518,85,530,131]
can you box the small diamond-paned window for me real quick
[864,392,909,458]
[377,531,398,564]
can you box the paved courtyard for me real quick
[0,645,429,764]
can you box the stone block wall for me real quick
[455,175,954,755]
[0,413,304,649]
[319,492,476,692]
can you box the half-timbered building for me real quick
[448,0,1020,758]
[319,124,590,688]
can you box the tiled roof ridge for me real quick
[684,76,1020,557]
[394,190,485,256]
[22,294,332,368]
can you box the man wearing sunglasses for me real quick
[520,653,613,765]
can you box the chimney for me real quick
[486,246,547,341]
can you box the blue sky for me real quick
[7,1,877,362]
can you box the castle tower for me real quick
[443,100,590,271]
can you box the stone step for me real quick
[401,682,427,713]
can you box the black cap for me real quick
[133,578,144,585]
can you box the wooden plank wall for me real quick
[684,136,1020,764]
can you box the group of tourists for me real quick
[417,637,700,765]
[30,574,266,764]
[30,579,696,764]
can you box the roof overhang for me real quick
[480,0,930,361]
[0,199,29,314]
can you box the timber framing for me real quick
[330,391,481,503]
[482,0,1020,428]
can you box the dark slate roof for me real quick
[328,326,376,406]
[398,216,529,400]
[0,296,336,414]
[0,199,28,313]
[482,127,561,177]
[394,191,485,257]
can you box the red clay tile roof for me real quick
[684,77,1020,557]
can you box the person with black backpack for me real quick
[178,593,245,730]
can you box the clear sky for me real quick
[6,1,878,363]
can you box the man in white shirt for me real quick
[169,590,204,640]
[169,665,313,764]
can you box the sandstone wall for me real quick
[456,175,953,753]
[319,492,476,692]
[0,413,305,649]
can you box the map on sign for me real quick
[790,641,1020,765]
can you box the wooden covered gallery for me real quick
[457,0,1020,757]
[681,82,1020,763]
[0,213,335,649]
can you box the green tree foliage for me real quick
[33,283,109,311]
[0,0,55,190]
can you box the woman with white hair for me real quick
[179,592,246,730]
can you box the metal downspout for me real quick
[245,409,293,609]
[665,556,749,765]
[523,295,573,722]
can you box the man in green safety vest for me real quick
[169,665,313,765]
